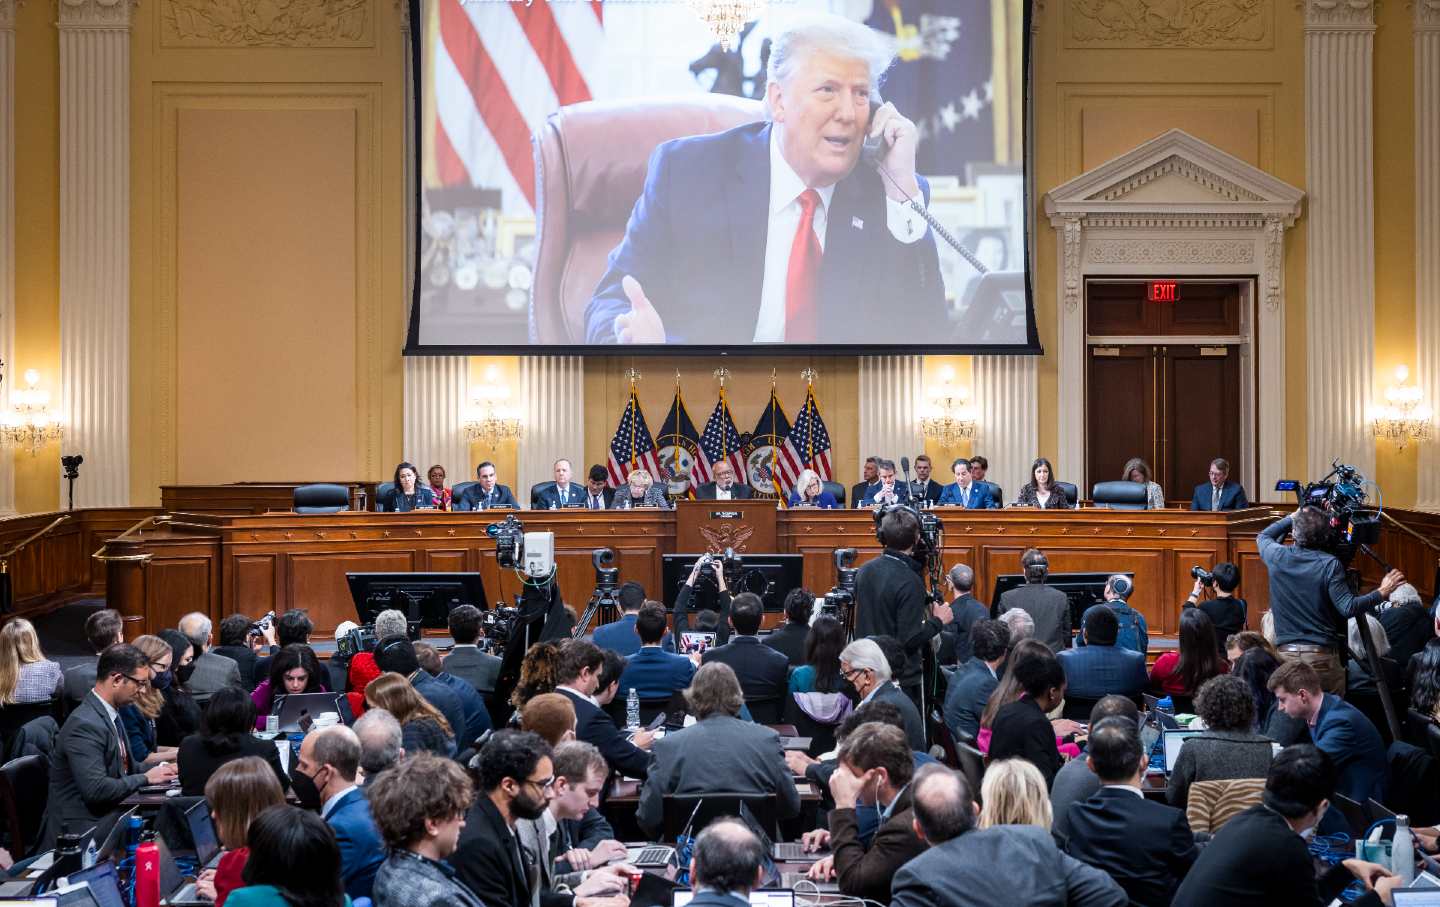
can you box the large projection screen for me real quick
[409,0,1038,354]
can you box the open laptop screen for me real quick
[1162,730,1204,773]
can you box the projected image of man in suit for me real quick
[586,14,944,345]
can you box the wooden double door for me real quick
[1084,280,1245,503]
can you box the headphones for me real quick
[1109,575,1133,598]
[373,635,413,667]
[1022,549,1048,583]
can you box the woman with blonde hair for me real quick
[195,756,287,907]
[610,468,670,509]
[979,758,1053,830]
[1121,457,1166,510]
[119,634,181,766]
[364,672,454,757]
[0,618,62,704]
[785,469,839,508]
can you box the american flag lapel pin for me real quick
[852,216,864,230]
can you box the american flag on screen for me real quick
[432,0,603,212]
[606,390,663,488]
[776,386,834,495]
[699,391,747,488]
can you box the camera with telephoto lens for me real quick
[1190,566,1215,586]
[481,606,519,649]
[336,624,379,659]
[248,611,276,638]
[821,548,859,622]
[1275,458,1381,555]
[872,503,943,560]
[692,549,745,594]
[486,513,525,568]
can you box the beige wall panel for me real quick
[1081,106,1263,173]
[175,106,359,483]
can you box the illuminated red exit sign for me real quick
[1148,280,1181,303]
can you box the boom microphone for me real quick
[900,456,911,482]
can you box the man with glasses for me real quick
[43,643,177,848]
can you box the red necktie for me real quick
[785,189,822,342]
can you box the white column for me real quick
[1304,0,1376,480]
[1417,0,1440,511]
[858,356,923,477]
[1055,215,1087,494]
[517,356,584,497]
[973,355,1037,505]
[0,0,16,514]
[59,0,133,507]
[403,356,468,483]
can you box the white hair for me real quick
[840,638,892,682]
[178,612,212,648]
[1347,615,1390,659]
[374,609,409,640]
[334,621,360,638]
[1390,583,1423,608]
[766,14,895,109]
[999,608,1035,642]
[795,469,821,498]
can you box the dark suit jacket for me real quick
[212,644,259,689]
[43,691,149,848]
[577,487,615,510]
[762,621,809,667]
[701,636,790,702]
[378,485,437,512]
[1312,693,1387,803]
[695,482,752,500]
[943,658,998,740]
[455,484,520,511]
[535,483,587,510]
[188,650,243,703]
[869,682,926,752]
[616,646,695,700]
[557,688,650,779]
[1057,644,1148,700]
[443,645,503,694]
[178,731,290,796]
[455,794,531,907]
[592,613,674,656]
[1063,787,1198,906]
[850,481,879,509]
[909,478,944,504]
[636,714,800,835]
[937,481,996,508]
[941,593,990,665]
[63,660,98,709]
[996,583,1073,652]
[325,787,387,900]
[1189,481,1250,511]
[413,672,468,746]
[989,697,1062,788]
[1171,804,1384,907]
[585,122,943,344]
[432,670,493,744]
[859,482,913,507]
[828,788,925,903]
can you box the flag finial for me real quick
[626,367,642,389]
[713,367,730,387]
[801,367,817,386]
[675,370,682,389]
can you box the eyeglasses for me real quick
[149,661,170,672]
[120,674,151,688]
[840,667,870,683]
[521,775,555,793]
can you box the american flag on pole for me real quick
[431,0,604,214]
[775,385,834,495]
[699,390,746,487]
[746,388,792,503]
[605,389,662,488]
[656,387,709,499]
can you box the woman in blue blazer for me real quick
[787,469,839,508]
[377,461,436,512]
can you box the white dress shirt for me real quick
[715,484,732,501]
[753,130,931,343]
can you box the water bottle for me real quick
[134,833,161,907]
[1392,814,1417,885]
[626,688,640,730]
[82,836,99,869]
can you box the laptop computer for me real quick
[155,837,207,907]
[182,801,222,870]
[1393,891,1440,906]
[93,809,136,863]
[673,893,794,907]
[271,692,348,733]
[1331,794,1371,837]
[1162,729,1204,775]
[60,864,123,907]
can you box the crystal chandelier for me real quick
[920,367,977,447]
[1372,364,1432,451]
[689,0,765,50]
[0,370,64,456]
[463,367,524,448]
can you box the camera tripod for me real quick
[572,585,623,638]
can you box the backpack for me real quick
[1112,604,1144,655]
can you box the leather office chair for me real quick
[374,482,395,511]
[450,481,477,507]
[530,95,766,343]
[1091,481,1148,510]
[822,481,846,505]
[530,482,556,508]
[293,483,349,514]
[980,481,1003,507]
[1056,481,1080,506]
[0,755,47,856]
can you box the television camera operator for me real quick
[1258,505,1404,695]
[855,506,951,706]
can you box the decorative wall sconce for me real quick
[920,365,977,446]
[464,365,524,448]
[1373,364,1432,451]
[0,370,64,456]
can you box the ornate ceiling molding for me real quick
[57,0,134,29]
[1067,0,1271,48]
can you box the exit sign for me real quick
[1148,280,1181,303]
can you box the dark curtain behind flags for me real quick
[866,0,993,175]
[745,389,793,503]
[656,388,708,500]
[605,389,662,488]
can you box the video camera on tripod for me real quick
[1275,458,1381,557]
[485,513,556,578]
[572,548,623,637]
[820,548,858,631]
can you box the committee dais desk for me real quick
[11,497,1434,641]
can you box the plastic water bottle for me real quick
[626,688,640,730]
[1392,814,1417,885]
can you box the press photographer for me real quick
[855,506,952,706]
[1259,508,1404,695]
[1183,563,1247,655]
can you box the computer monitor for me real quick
[345,572,488,629]
[660,554,804,611]
[990,572,1135,635]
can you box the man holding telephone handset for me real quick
[585,14,945,345]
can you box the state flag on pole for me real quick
[745,389,793,503]
[699,390,747,490]
[605,389,662,488]
[776,385,834,497]
[656,387,708,499]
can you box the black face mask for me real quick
[290,765,324,811]
[176,662,197,685]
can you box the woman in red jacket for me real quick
[1150,608,1229,701]
[195,756,286,907]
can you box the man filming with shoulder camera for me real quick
[1258,506,1405,695]
[855,507,951,706]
